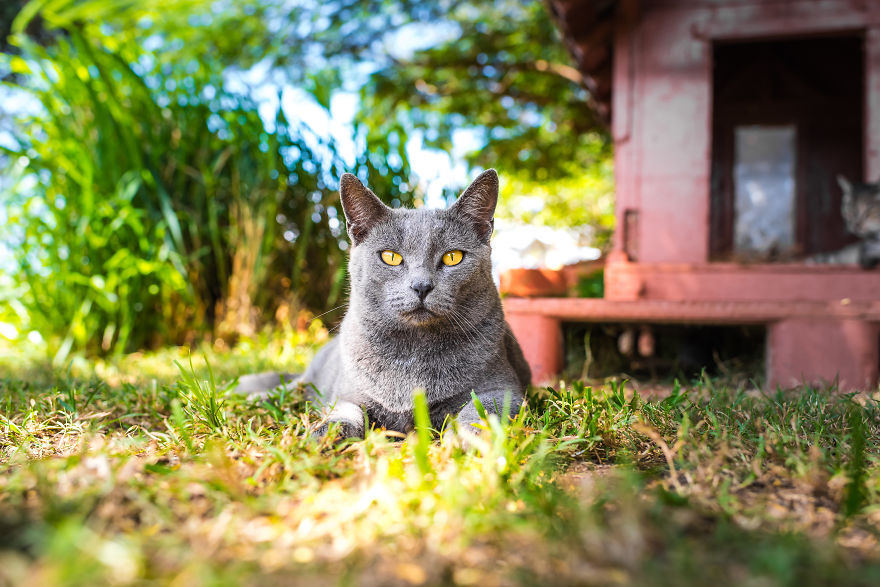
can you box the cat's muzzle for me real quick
[401,302,439,326]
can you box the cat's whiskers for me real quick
[444,310,479,349]
[300,321,345,358]
[308,304,348,324]
[433,295,474,345]
[463,312,498,349]
[448,306,495,349]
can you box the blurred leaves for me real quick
[1,0,612,360]
[1,0,381,361]
[347,0,612,186]
[317,0,615,228]
[498,159,614,238]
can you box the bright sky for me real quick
[227,71,480,209]
[0,18,482,275]
[224,19,480,208]
[287,88,482,208]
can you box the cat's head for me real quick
[838,175,880,237]
[339,170,499,330]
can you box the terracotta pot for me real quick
[499,268,568,298]
[561,258,605,285]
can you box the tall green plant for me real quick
[2,0,397,361]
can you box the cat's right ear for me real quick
[450,169,499,243]
[339,173,390,245]
[837,175,852,194]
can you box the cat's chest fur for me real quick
[347,321,502,400]
[301,324,512,432]
[333,313,513,429]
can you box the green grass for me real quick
[1,338,879,586]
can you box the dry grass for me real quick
[1,337,879,586]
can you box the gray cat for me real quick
[838,176,880,269]
[236,169,531,438]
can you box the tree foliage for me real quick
[1,0,413,361]
[359,1,609,175]
[1,0,612,359]
[339,0,614,232]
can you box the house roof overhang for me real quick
[546,0,636,124]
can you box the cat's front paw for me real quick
[313,419,364,441]
[858,240,880,270]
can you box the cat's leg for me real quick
[233,372,299,398]
[858,239,880,270]
[314,400,366,439]
[504,325,532,390]
[454,387,524,435]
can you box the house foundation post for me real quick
[767,318,879,391]
[505,313,563,385]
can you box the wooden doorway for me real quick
[710,35,864,261]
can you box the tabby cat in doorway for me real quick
[838,176,880,269]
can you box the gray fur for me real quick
[234,372,299,397]
[838,175,880,269]
[237,169,531,437]
[809,178,880,268]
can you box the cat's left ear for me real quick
[339,173,390,245]
[450,169,498,242]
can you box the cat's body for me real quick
[237,170,531,437]
[838,176,880,270]
[807,177,880,269]
[840,177,880,238]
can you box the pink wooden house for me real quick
[506,0,880,389]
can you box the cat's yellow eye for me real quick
[381,250,403,266]
[442,250,463,266]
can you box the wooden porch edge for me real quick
[502,297,880,324]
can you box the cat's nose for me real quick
[411,280,434,300]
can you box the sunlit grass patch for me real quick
[1,345,880,585]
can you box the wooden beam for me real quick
[504,297,880,324]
